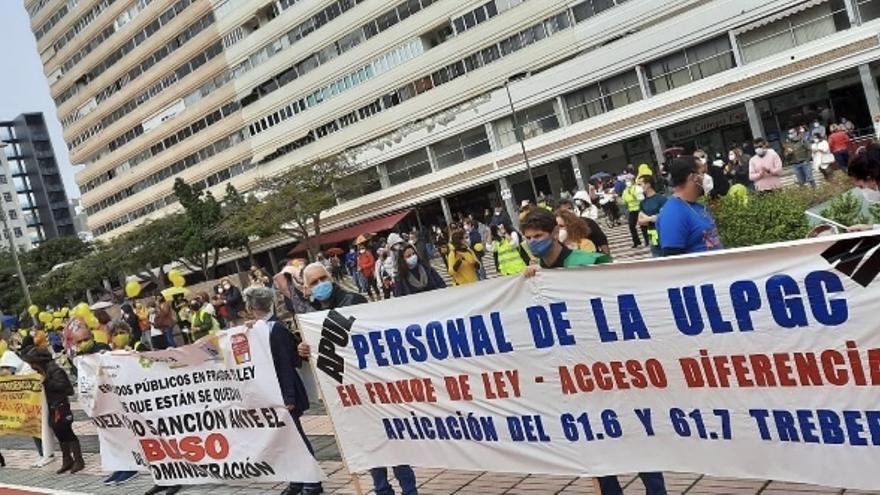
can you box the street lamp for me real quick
[504,73,539,202]
[0,142,32,308]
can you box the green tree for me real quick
[107,214,188,289]
[173,178,227,278]
[213,184,279,265]
[257,155,356,259]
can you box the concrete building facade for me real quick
[0,112,74,248]
[26,0,880,265]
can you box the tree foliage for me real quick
[173,178,228,279]
[212,184,279,263]
[256,155,356,258]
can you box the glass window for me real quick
[565,83,604,123]
[385,149,431,185]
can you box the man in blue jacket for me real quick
[243,286,319,495]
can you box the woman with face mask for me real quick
[486,223,530,276]
[393,244,446,297]
[446,229,481,285]
[556,208,597,252]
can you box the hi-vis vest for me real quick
[496,239,527,276]
[191,310,219,339]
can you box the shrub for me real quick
[820,191,869,226]
[870,201,880,224]
[713,190,810,248]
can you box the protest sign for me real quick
[78,323,323,484]
[0,374,42,437]
[299,232,880,490]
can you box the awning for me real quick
[289,209,411,254]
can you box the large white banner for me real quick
[78,323,323,485]
[299,232,880,490]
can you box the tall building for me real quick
[0,112,75,247]
[0,145,31,252]
[28,0,880,265]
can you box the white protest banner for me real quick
[298,232,880,490]
[80,323,323,485]
[77,354,146,472]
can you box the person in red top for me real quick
[828,123,852,173]
[356,244,380,301]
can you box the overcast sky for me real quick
[0,2,81,199]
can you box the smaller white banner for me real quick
[78,323,323,484]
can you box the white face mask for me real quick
[702,174,714,195]
[696,156,707,165]
[861,187,880,203]
[557,228,568,243]
[635,185,645,200]
[406,255,419,268]
[755,147,767,157]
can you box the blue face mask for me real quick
[312,280,334,301]
[528,237,554,257]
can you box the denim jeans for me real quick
[598,472,666,495]
[163,327,176,348]
[834,150,849,173]
[287,415,323,494]
[370,465,418,495]
[793,162,815,187]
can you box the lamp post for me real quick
[0,142,32,308]
[504,73,539,202]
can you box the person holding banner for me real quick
[519,209,610,273]
[300,263,419,495]
[21,346,84,474]
[243,286,323,495]
[520,210,666,495]
[657,156,723,256]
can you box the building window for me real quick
[738,0,850,64]
[565,83,604,123]
[571,0,616,23]
[857,0,880,22]
[340,167,382,200]
[385,149,432,185]
[2,193,10,202]
[0,175,7,185]
[600,70,642,111]
[432,127,492,169]
[13,227,22,238]
[8,210,17,220]
[495,101,560,148]
[646,36,735,95]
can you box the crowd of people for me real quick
[2,116,880,495]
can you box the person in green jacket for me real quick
[621,178,646,248]
[189,298,219,341]
[520,209,610,276]
[488,223,528,276]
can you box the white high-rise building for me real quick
[26,0,880,269]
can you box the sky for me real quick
[0,1,81,199]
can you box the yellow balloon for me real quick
[171,274,186,288]
[52,317,63,328]
[0,339,7,355]
[61,307,69,317]
[125,280,142,298]
[93,328,108,344]
[86,314,99,329]
[473,242,484,253]
[27,305,39,316]
[73,302,90,318]
[38,311,52,324]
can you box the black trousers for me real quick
[50,400,77,443]
[628,211,642,246]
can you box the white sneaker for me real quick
[32,455,54,467]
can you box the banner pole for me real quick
[300,329,365,495]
